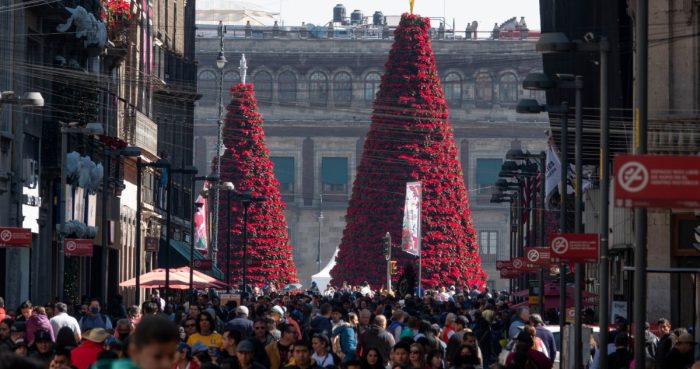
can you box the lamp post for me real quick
[101,146,141,308]
[58,122,104,300]
[215,182,235,291]
[134,158,170,304]
[190,174,218,304]
[229,189,267,297]
[535,32,612,368]
[317,193,323,273]
[211,20,227,268]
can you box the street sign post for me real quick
[64,238,93,256]
[0,227,32,248]
[614,154,700,208]
[512,257,539,272]
[524,247,552,266]
[500,268,519,279]
[550,233,599,263]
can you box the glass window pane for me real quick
[321,157,348,193]
[364,72,381,102]
[271,157,294,192]
[489,232,498,254]
[333,72,353,106]
[475,73,493,103]
[254,71,273,101]
[499,74,518,102]
[443,73,462,107]
[224,70,240,90]
[278,71,297,103]
[309,72,328,106]
[197,70,217,105]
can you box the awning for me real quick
[158,239,224,280]
[119,267,227,289]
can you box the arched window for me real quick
[224,70,240,91]
[333,72,353,107]
[475,73,493,104]
[278,71,297,103]
[443,73,462,107]
[253,71,273,102]
[364,72,381,102]
[499,73,518,103]
[309,71,328,106]
[197,70,217,105]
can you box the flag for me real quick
[401,181,422,256]
[193,184,209,255]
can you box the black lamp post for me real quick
[229,189,267,298]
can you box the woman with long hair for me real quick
[187,311,223,350]
[408,343,429,369]
[449,343,480,369]
[427,349,444,369]
[360,347,384,369]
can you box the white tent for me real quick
[311,248,339,293]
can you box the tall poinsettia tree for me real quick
[330,13,487,289]
[215,83,298,287]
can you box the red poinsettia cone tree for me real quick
[330,14,487,289]
[215,83,298,287]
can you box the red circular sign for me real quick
[0,230,11,242]
[513,259,523,269]
[527,249,540,262]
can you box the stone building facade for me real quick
[194,24,549,288]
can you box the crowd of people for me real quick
[0,283,697,369]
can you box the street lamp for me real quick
[190,174,218,304]
[0,91,44,107]
[533,31,612,368]
[100,146,141,307]
[211,20,227,269]
[212,181,235,291]
[229,189,267,297]
[57,121,104,300]
[523,71,585,369]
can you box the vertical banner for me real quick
[401,181,422,256]
[194,192,209,255]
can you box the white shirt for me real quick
[313,352,335,368]
[50,312,81,337]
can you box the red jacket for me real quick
[71,340,105,369]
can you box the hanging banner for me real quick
[194,191,209,255]
[64,238,93,256]
[512,257,538,272]
[0,227,32,248]
[401,181,422,256]
[193,258,212,271]
[524,247,552,267]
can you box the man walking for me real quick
[50,303,81,342]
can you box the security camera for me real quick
[583,32,595,43]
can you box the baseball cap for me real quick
[34,329,52,343]
[237,339,256,352]
[271,305,285,316]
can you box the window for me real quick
[333,72,353,107]
[321,157,348,193]
[475,73,493,104]
[309,72,328,106]
[271,157,294,193]
[476,158,502,194]
[499,73,518,103]
[278,71,297,103]
[224,70,240,90]
[443,73,462,107]
[364,73,381,102]
[197,70,217,105]
[253,71,273,101]
[479,231,498,255]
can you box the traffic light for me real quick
[390,261,397,275]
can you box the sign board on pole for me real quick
[549,233,599,263]
[500,269,519,279]
[496,260,512,270]
[611,300,628,321]
[524,247,551,266]
[193,258,212,271]
[64,238,93,256]
[512,257,538,272]
[145,237,159,253]
[0,227,32,248]
[614,154,700,208]
[401,182,422,256]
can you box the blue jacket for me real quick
[332,323,357,362]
